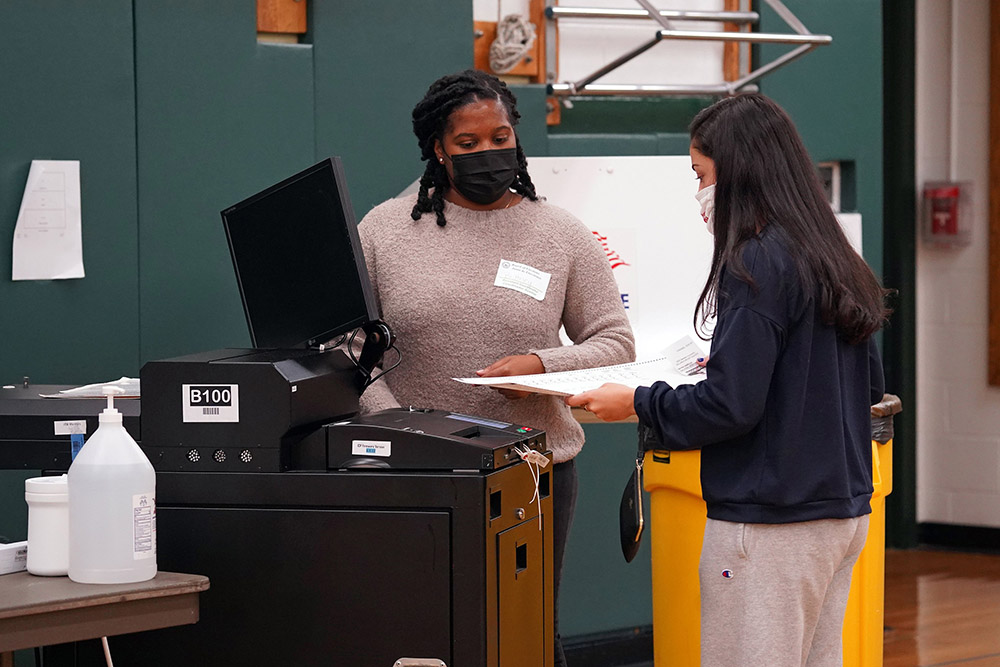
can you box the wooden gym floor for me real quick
[884,548,1000,666]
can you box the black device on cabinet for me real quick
[220,157,378,351]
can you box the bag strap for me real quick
[637,422,657,475]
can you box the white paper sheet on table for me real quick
[39,377,140,399]
[454,336,708,397]
[12,160,85,281]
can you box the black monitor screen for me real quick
[221,158,378,349]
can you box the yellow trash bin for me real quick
[843,393,900,667]
[643,394,900,667]
[644,448,705,667]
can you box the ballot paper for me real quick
[12,160,85,281]
[455,336,707,397]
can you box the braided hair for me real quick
[410,69,538,226]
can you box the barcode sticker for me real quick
[182,384,239,423]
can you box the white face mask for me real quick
[694,183,715,235]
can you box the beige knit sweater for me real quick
[357,194,635,463]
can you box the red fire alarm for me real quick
[922,181,971,246]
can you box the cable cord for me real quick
[347,327,362,367]
[347,328,403,390]
[316,332,348,352]
[101,636,114,667]
[489,14,536,74]
[513,445,544,530]
[364,344,402,388]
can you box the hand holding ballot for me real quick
[454,337,707,415]
[564,344,708,421]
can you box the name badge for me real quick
[494,259,551,301]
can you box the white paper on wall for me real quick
[12,160,85,281]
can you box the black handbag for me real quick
[618,447,645,563]
[619,422,660,563]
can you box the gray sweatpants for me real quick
[699,515,870,667]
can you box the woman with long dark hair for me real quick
[358,69,635,666]
[567,93,890,666]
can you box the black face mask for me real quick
[445,147,519,205]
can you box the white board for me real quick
[527,155,713,359]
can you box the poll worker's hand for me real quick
[565,383,637,422]
[477,354,545,400]
[696,354,709,369]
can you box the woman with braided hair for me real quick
[357,69,635,665]
[409,69,540,225]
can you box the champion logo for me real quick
[721,569,734,579]
[592,231,630,270]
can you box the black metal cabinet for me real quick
[105,466,553,667]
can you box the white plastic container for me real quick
[25,474,69,576]
[68,387,157,584]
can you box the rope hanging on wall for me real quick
[489,14,536,74]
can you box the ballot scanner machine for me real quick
[138,346,546,474]
[63,158,555,667]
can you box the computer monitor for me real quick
[221,157,379,349]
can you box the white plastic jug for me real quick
[25,474,69,576]
[68,387,156,584]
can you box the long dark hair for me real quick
[690,93,891,344]
[410,69,538,226]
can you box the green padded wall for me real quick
[135,1,316,361]
[508,85,551,158]
[0,6,137,663]
[562,425,655,635]
[881,0,917,549]
[0,1,139,384]
[311,2,474,216]
[759,0,884,276]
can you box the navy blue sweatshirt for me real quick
[633,228,884,524]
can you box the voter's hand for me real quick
[565,383,637,421]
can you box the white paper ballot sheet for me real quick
[12,160,85,281]
[455,336,707,397]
